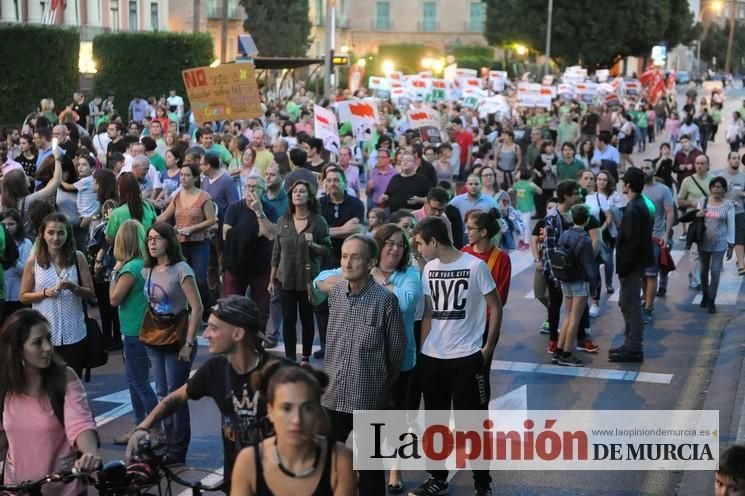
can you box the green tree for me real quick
[484,0,695,68]
[0,25,78,124]
[240,0,311,56]
[700,20,745,73]
[452,45,494,70]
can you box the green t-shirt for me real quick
[513,179,536,213]
[106,202,156,241]
[557,158,585,181]
[150,153,166,173]
[117,257,148,336]
[204,143,232,166]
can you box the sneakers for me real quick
[643,308,653,324]
[557,353,585,367]
[583,327,593,338]
[540,320,550,334]
[656,287,666,297]
[517,241,530,250]
[606,285,615,295]
[312,348,325,359]
[708,302,717,314]
[408,477,448,496]
[547,340,558,354]
[576,339,599,353]
[678,233,687,241]
[551,349,561,364]
[608,349,644,363]
[474,486,493,496]
[589,303,600,318]
[699,295,709,308]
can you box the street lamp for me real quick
[515,44,528,56]
[382,59,395,76]
[696,0,723,77]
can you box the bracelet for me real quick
[42,288,48,297]
[134,427,149,435]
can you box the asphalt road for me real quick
[89,85,745,495]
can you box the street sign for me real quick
[237,34,258,63]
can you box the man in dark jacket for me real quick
[610,167,653,362]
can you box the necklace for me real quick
[273,438,321,478]
[295,213,310,220]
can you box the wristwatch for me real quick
[257,211,267,219]
[534,258,541,263]
[185,341,195,348]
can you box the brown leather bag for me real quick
[140,309,188,346]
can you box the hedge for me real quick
[0,25,79,125]
[452,45,495,71]
[93,32,214,116]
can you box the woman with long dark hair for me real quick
[142,222,203,465]
[1,209,33,321]
[16,132,38,178]
[106,172,157,243]
[230,362,355,496]
[0,309,101,495]
[269,180,330,363]
[19,213,95,377]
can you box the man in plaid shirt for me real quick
[321,234,406,495]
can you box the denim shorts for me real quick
[644,241,661,277]
[561,281,590,297]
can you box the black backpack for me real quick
[550,232,583,282]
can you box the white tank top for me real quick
[32,259,86,346]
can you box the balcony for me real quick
[371,18,392,30]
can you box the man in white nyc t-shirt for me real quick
[410,216,503,496]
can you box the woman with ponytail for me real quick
[231,362,355,496]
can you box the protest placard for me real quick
[182,64,262,123]
[313,104,339,154]
[406,106,440,129]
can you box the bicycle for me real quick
[0,439,224,496]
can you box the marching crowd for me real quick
[0,80,743,496]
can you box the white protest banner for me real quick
[388,71,404,81]
[456,68,479,78]
[478,95,511,120]
[368,76,389,91]
[517,83,552,109]
[443,64,458,82]
[575,82,597,103]
[541,85,557,98]
[429,79,447,102]
[596,69,610,83]
[542,74,555,86]
[489,70,508,92]
[337,98,380,141]
[558,83,574,98]
[313,104,339,154]
[460,77,484,90]
[407,77,431,100]
[624,79,641,96]
[419,71,433,79]
[390,87,411,108]
[406,106,440,129]
[462,87,487,108]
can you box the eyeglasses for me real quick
[384,239,405,249]
[466,225,482,231]
[147,235,165,243]
[333,204,340,219]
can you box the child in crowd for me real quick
[63,155,99,230]
[714,445,745,495]
[512,168,543,250]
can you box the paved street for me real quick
[90,86,745,495]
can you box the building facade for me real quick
[307,0,488,58]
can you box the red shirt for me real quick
[461,244,512,305]
[456,130,474,169]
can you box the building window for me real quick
[316,0,324,25]
[469,2,484,32]
[128,0,137,30]
[375,1,390,30]
[206,0,215,17]
[111,0,120,31]
[150,2,159,30]
[422,2,436,31]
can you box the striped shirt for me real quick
[697,198,735,252]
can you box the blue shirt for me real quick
[129,99,149,124]
[314,265,420,372]
[36,147,52,170]
[449,193,499,234]
[591,145,620,166]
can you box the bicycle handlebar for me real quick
[134,439,226,493]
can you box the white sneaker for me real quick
[589,304,600,318]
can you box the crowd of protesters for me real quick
[0,76,742,496]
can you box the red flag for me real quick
[51,0,66,9]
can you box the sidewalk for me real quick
[676,309,745,494]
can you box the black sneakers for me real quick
[408,477,448,496]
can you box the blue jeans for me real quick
[145,345,194,461]
[181,240,211,317]
[123,336,158,425]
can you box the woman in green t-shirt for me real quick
[109,219,158,445]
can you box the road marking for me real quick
[175,468,224,496]
[607,250,686,302]
[489,384,528,410]
[93,384,154,427]
[491,359,673,384]
[692,258,745,305]
[508,249,539,280]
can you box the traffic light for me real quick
[331,54,350,67]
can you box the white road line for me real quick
[176,468,224,496]
[508,249,539,279]
[692,258,745,305]
[491,359,673,384]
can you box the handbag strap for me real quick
[487,247,501,271]
[73,251,89,318]
[690,176,708,198]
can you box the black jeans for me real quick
[57,338,88,378]
[326,409,385,496]
[280,289,315,360]
[418,352,491,489]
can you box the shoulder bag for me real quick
[140,267,189,347]
[75,253,108,382]
[686,197,708,250]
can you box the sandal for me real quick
[387,480,404,494]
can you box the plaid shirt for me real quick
[321,276,406,413]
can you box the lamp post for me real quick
[697,0,723,77]
[544,0,553,76]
